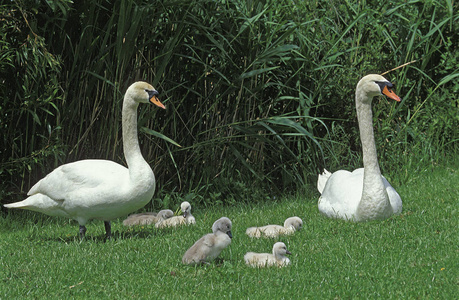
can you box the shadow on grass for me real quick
[2,210,173,243]
[33,227,171,243]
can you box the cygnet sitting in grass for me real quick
[246,216,303,238]
[123,209,174,226]
[182,217,232,265]
[244,242,291,268]
[155,201,196,228]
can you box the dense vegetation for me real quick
[1,0,458,208]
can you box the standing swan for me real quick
[4,82,165,239]
[318,74,402,221]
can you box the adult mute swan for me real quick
[182,217,232,265]
[318,74,402,221]
[244,242,291,268]
[4,82,165,239]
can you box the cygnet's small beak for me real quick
[286,250,292,255]
[382,85,401,102]
[227,230,233,239]
[183,211,188,218]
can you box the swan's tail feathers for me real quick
[3,197,39,209]
[246,227,261,238]
[3,194,65,217]
[317,169,332,194]
[3,201,28,209]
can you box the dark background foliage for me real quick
[1,0,458,209]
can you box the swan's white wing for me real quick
[318,168,364,220]
[22,159,143,222]
[382,176,402,214]
[28,159,128,200]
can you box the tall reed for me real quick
[1,0,457,207]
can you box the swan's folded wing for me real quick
[182,234,213,264]
[259,225,284,238]
[382,176,402,214]
[28,160,128,199]
[245,252,271,267]
[318,169,363,219]
[201,234,216,248]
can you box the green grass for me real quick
[1,160,457,299]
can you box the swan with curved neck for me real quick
[4,82,165,239]
[317,74,402,221]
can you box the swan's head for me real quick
[273,242,291,256]
[158,209,174,220]
[284,216,303,231]
[126,81,165,109]
[212,217,232,239]
[180,201,192,218]
[357,74,401,103]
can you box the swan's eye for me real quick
[145,89,159,99]
[375,80,394,92]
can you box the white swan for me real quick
[123,209,174,226]
[182,217,232,265]
[246,216,303,238]
[244,242,291,268]
[3,82,165,239]
[318,74,402,221]
[155,201,196,228]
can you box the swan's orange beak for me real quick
[382,86,401,102]
[150,95,166,109]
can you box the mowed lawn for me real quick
[1,161,457,299]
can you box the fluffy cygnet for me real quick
[244,242,291,268]
[122,209,174,226]
[246,216,303,238]
[155,201,196,228]
[182,217,232,265]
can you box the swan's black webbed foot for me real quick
[104,221,112,241]
[79,225,87,240]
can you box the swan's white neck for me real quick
[355,89,392,220]
[122,95,154,182]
